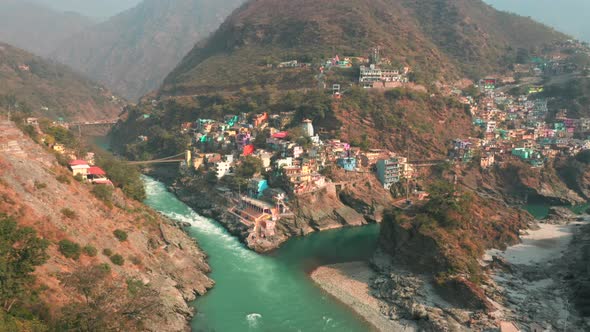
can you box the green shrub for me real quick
[82,245,97,257]
[73,174,84,182]
[113,229,128,242]
[58,239,81,260]
[98,263,111,272]
[56,174,70,184]
[54,153,70,167]
[110,254,124,266]
[92,185,114,202]
[102,248,113,257]
[60,208,77,219]
[34,181,47,190]
[129,256,142,266]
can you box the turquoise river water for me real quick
[143,177,379,332]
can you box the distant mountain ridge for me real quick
[163,0,567,95]
[0,42,123,121]
[0,0,94,57]
[26,0,142,20]
[52,0,246,100]
[486,0,590,42]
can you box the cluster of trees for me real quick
[95,151,146,201]
[57,265,164,331]
[0,214,165,331]
[218,156,264,191]
[542,77,590,118]
[0,214,49,330]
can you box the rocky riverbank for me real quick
[310,262,416,332]
[485,215,590,331]
[169,172,392,253]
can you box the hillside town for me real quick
[450,40,590,170]
[173,110,417,240]
[131,40,590,246]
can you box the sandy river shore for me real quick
[310,262,416,332]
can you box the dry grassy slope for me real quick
[163,0,566,95]
[333,94,473,159]
[0,43,123,122]
[0,120,213,331]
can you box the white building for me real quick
[486,121,497,133]
[215,161,232,179]
[275,157,293,169]
[302,119,314,137]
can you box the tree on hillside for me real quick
[0,214,49,314]
[235,156,263,178]
[58,265,163,331]
[95,152,146,201]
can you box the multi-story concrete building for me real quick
[376,158,401,189]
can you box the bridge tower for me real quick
[185,149,192,166]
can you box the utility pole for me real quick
[564,298,569,332]
[406,144,410,203]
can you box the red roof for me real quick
[87,166,106,176]
[69,159,89,166]
[272,132,288,139]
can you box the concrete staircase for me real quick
[0,120,27,156]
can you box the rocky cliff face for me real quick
[0,120,213,331]
[372,191,534,330]
[459,160,586,205]
[566,222,590,317]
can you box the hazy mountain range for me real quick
[52,0,246,100]
[26,0,142,20]
[0,0,94,57]
[485,0,590,42]
[0,42,123,121]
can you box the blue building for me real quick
[248,178,269,198]
[337,157,357,171]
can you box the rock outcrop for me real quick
[372,189,534,330]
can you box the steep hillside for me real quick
[0,0,93,57]
[52,0,245,100]
[163,0,566,95]
[0,42,123,121]
[0,119,213,330]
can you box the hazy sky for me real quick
[29,0,143,19]
[485,0,590,42]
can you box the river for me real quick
[143,177,378,332]
[92,136,376,331]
